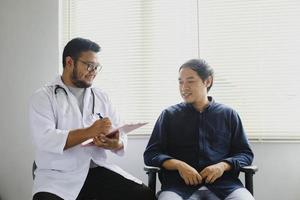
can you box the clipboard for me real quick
[81,122,148,146]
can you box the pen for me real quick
[96,113,103,119]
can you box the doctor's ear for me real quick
[65,56,74,68]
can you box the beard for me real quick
[71,64,92,88]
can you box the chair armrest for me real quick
[144,165,161,193]
[240,165,258,195]
[144,165,258,173]
[144,165,161,173]
[240,165,258,174]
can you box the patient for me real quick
[144,59,255,200]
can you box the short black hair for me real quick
[62,37,101,68]
[179,59,214,92]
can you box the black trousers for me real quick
[33,166,156,200]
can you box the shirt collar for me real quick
[185,96,215,113]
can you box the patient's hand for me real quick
[177,161,203,186]
[162,159,202,186]
[199,162,231,184]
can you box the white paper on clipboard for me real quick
[81,122,148,146]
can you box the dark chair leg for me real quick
[147,171,156,194]
[241,165,258,196]
[32,161,37,180]
[245,172,254,195]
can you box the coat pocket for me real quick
[51,158,77,172]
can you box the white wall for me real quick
[0,0,299,200]
[0,0,59,199]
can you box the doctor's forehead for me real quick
[78,51,100,61]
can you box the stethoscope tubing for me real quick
[54,85,96,114]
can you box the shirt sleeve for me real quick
[222,110,254,175]
[144,110,173,167]
[29,88,69,154]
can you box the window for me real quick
[62,0,300,140]
[198,0,300,139]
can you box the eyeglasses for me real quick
[77,59,103,72]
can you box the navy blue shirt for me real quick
[144,97,253,199]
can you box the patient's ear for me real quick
[204,76,213,88]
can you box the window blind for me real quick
[63,0,198,135]
[198,0,300,139]
[62,0,300,139]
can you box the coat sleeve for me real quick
[144,110,173,167]
[29,87,69,154]
[222,110,254,174]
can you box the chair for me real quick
[144,165,258,196]
[32,161,37,179]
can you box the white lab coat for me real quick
[29,76,142,200]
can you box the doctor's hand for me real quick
[93,130,123,150]
[87,117,112,137]
[199,162,231,184]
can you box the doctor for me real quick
[29,37,155,200]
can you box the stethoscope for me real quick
[54,85,100,117]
